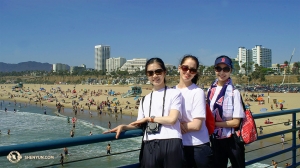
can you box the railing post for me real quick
[292,112,296,166]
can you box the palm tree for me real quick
[293,62,299,74]
[276,64,280,73]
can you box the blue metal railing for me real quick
[0,129,143,156]
[1,108,300,167]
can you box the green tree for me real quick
[276,64,280,74]
[292,62,299,75]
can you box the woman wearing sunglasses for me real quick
[104,57,184,167]
[175,55,212,167]
[207,55,245,168]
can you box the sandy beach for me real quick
[1,83,300,142]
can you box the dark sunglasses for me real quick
[215,66,231,72]
[180,65,197,74]
[146,69,164,76]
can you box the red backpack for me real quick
[206,103,215,135]
[234,95,258,144]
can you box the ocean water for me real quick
[0,102,141,168]
[0,101,295,168]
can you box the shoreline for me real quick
[1,83,300,141]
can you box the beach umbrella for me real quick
[112,98,117,102]
[257,97,264,101]
[260,108,268,113]
[277,100,285,104]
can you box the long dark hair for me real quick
[179,54,199,84]
[145,57,167,83]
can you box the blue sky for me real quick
[0,0,299,68]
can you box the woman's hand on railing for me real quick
[103,125,125,139]
[103,124,139,139]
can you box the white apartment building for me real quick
[53,63,68,72]
[120,58,147,74]
[252,45,272,69]
[237,47,252,74]
[95,45,110,71]
[237,45,272,74]
[106,57,127,72]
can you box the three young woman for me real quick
[105,55,245,167]
[207,55,245,167]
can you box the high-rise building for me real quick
[252,45,272,69]
[95,45,110,72]
[106,57,126,72]
[53,63,69,72]
[237,45,272,74]
[237,47,252,74]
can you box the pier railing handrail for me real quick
[1,108,300,167]
[0,129,143,156]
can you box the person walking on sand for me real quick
[280,103,283,111]
[259,126,263,134]
[107,143,111,155]
[271,104,274,110]
[281,134,285,145]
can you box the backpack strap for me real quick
[141,96,145,112]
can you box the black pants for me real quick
[183,142,213,168]
[211,136,245,168]
[140,138,183,168]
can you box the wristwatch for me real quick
[150,116,155,123]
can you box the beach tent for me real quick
[260,108,268,113]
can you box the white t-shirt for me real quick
[137,87,182,141]
[176,83,209,146]
[208,86,244,139]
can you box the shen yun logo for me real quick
[7,151,22,163]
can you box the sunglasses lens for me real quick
[215,66,230,72]
[147,69,163,76]
[223,67,230,72]
[189,68,197,74]
[181,65,189,71]
[215,66,222,72]
[181,65,197,74]
[154,69,163,75]
[146,71,154,76]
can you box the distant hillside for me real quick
[0,61,52,72]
